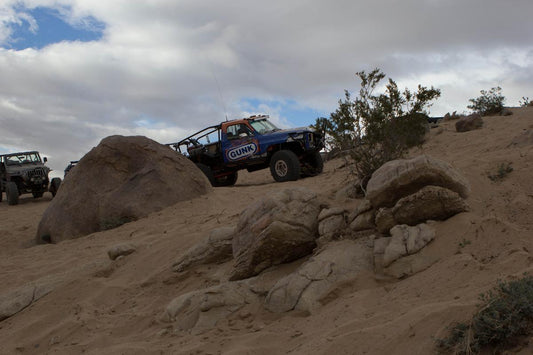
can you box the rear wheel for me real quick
[270,150,300,182]
[6,182,19,205]
[196,163,215,186]
[214,171,238,187]
[32,191,44,198]
[50,177,61,197]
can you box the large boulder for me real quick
[265,240,373,313]
[230,187,321,281]
[455,113,483,132]
[366,155,470,208]
[37,135,212,243]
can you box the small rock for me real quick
[108,243,136,260]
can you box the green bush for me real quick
[437,275,533,354]
[488,162,513,181]
[519,96,532,107]
[314,69,441,188]
[467,87,505,116]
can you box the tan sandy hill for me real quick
[0,106,532,354]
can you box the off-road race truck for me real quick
[0,151,61,205]
[168,115,324,186]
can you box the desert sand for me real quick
[1,107,533,354]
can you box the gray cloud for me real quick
[1,0,532,175]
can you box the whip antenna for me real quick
[206,56,229,121]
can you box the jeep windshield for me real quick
[250,118,280,134]
[4,152,42,165]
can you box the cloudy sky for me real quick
[1,0,532,177]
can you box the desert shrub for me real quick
[488,162,513,181]
[314,69,441,188]
[467,87,505,116]
[436,275,533,354]
[519,96,532,107]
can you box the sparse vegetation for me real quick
[467,87,505,116]
[436,275,533,354]
[519,96,532,107]
[313,68,441,188]
[458,238,471,248]
[488,162,513,181]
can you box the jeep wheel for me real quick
[214,171,238,187]
[32,191,44,198]
[6,181,19,205]
[196,163,215,186]
[50,177,61,197]
[301,151,324,177]
[270,150,300,182]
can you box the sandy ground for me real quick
[1,107,533,354]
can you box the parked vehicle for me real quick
[64,160,78,177]
[0,151,61,205]
[168,115,324,186]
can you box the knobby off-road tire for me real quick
[270,150,301,182]
[214,171,238,187]
[196,163,215,186]
[6,181,19,205]
[50,177,61,197]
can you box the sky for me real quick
[1,0,532,177]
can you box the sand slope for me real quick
[1,107,533,354]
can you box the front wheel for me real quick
[270,150,300,182]
[6,181,19,205]
[301,151,324,177]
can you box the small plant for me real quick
[436,275,533,354]
[467,87,505,116]
[458,238,471,248]
[100,216,135,231]
[488,162,513,181]
[519,96,532,107]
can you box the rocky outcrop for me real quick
[382,224,436,267]
[37,135,212,243]
[391,186,469,226]
[455,113,483,132]
[173,227,235,272]
[366,155,470,209]
[230,188,321,281]
[163,282,258,332]
[265,240,373,313]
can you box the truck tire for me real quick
[270,150,300,182]
[196,163,215,186]
[301,151,324,177]
[50,177,61,197]
[214,171,238,187]
[6,181,19,205]
[32,192,44,198]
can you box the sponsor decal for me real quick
[227,142,258,161]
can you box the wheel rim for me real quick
[275,160,288,177]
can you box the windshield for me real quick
[250,119,279,134]
[4,152,41,165]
